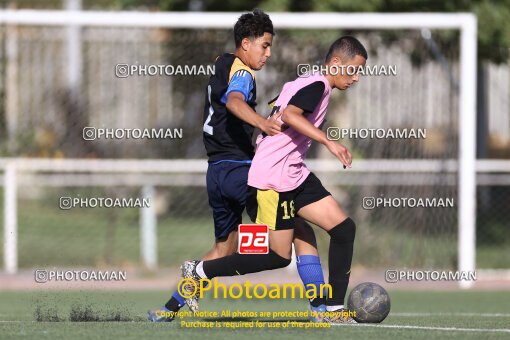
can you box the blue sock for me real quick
[165,280,210,311]
[171,289,185,307]
[296,255,326,306]
[164,290,185,311]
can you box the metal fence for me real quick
[0,12,508,277]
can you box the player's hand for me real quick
[273,111,289,131]
[326,141,352,168]
[260,112,284,136]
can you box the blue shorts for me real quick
[206,161,250,240]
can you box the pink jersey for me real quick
[248,73,332,191]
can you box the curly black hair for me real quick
[234,9,274,48]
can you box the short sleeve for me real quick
[288,81,325,114]
[222,70,254,103]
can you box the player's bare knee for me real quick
[328,217,356,244]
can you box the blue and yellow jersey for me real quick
[203,53,257,162]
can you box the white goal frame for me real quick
[0,10,477,288]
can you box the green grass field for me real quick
[0,290,509,339]
[1,196,507,269]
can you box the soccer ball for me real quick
[347,282,391,323]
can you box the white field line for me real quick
[2,320,508,333]
[331,324,510,333]
[391,312,510,317]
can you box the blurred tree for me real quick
[2,0,508,62]
[123,0,510,63]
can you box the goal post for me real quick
[0,10,477,287]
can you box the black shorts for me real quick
[246,172,331,231]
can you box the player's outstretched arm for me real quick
[226,92,282,136]
[281,104,352,168]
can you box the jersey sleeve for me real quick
[222,69,254,104]
[288,81,325,114]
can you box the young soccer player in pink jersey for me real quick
[148,10,329,323]
[182,36,367,324]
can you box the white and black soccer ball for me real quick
[347,282,391,323]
